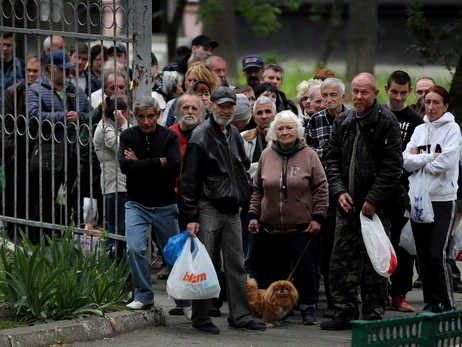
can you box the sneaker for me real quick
[126,300,154,310]
[323,306,337,319]
[182,306,192,321]
[320,318,352,331]
[157,268,170,280]
[301,307,317,325]
[229,320,267,331]
[192,322,220,334]
[391,295,414,312]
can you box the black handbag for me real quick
[30,140,64,175]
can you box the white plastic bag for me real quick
[360,212,397,278]
[408,169,434,223]
[398,219,416,256]
[167,237,221,300]
[451,218,462,261]
[83,197,99,224]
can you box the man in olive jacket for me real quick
[320,73,403,331]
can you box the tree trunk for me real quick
[345,0,377,100]
[203,0,238,86]
[166,0,187,63]
[449,53,462,125]
[317,0,344,69]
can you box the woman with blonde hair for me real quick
[184,61,219,92]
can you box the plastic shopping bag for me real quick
[164,232,194,266]
[408,169,434,223]
[167,237,220,300]
[398,219,416,256]
[83,197,99,224]
[360,212,397,278]
[451,218,462,261]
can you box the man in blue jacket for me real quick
[27,50,89,241]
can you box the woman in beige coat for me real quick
[93,94,130,257]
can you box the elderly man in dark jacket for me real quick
[27,50,89,240]
[320,73,403,331]
[179,87,266,334]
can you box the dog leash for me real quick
[286,235,316,281]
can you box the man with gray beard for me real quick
[179,87,266,334]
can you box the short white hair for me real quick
[296,79,322,99]
[267,110,305,142]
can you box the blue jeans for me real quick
[106,193,126,258]
[125,201,189,307]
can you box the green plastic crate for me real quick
[351,311,462,346]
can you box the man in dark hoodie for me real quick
[163,35,218,76]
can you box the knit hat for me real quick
[233,94,251,122]
[153,71,180,101]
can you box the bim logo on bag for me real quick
[182,272,207,285]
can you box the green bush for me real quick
[0,229,131,323]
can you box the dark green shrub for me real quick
[0,228,131,323]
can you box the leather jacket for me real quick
[179,116,251,223]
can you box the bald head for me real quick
[352,72,378,92]
[351,72,379,117]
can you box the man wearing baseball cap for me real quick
[164,35,219,75]
[27,49,90,241]
[241,54,264,92]
[179,86,266,334]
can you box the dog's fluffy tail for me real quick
[246,275,258,290]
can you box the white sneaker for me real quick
[182,306,192,321]
[126,300,154,310]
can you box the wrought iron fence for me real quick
[0,0,152,257]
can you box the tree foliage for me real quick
[406,0,462,74]
[198,0,301,38]
[406,0,462,121]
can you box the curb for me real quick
[0,306,165,347]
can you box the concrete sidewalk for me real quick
[2,260,462,347]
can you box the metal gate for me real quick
[0,0,152,255]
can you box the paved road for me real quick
[69,261,462,347]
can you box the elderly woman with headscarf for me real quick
[153,71,184,125]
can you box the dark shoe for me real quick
[229,320,266,331]
[422,303,435,311]
[413,278,422,288]
[157,268,170,280]
[302,307,317,325]
[192,322,220,334]
[168,307,184,316]
[323,306,337,319]
[454,279,462,293]
[362,308,384,321]
[320,318,352,331]
[208,306,222,317]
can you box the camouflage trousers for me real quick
[329,209,390,321]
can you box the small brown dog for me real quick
[246,276,299,327]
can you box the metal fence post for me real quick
[130,0,152,100]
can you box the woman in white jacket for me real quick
[403,85,462,313]
[93,95,130,258]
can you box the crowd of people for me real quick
[1,31,461,334]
